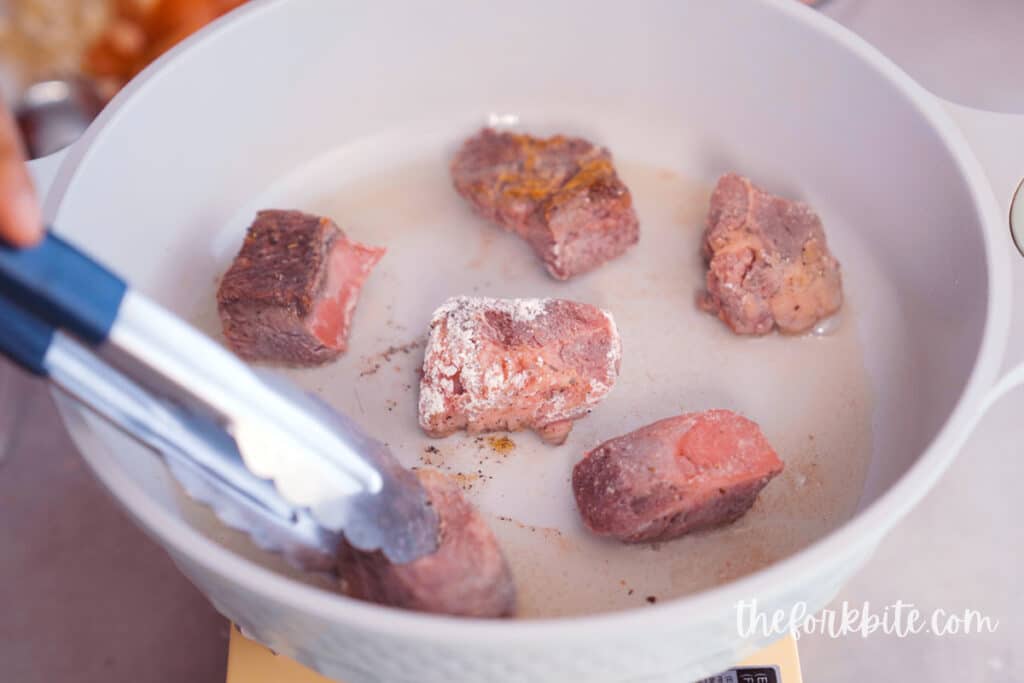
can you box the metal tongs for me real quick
[0,232,439,569]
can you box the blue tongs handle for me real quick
[0,294,54,375]
[0,231,127,349]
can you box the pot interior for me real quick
[55,0,990,619]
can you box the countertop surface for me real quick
[2,2,1022,681]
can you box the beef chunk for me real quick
[451,128,639,280]
[418,296,621,445]
[217,210,385,366]
[572,410,783,543]
[698,173,842,335]
[337,469,516,618]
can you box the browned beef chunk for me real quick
[572,410,783,543]
[337,469,516,618]
[698,173,842,335]
[217,209,384,366]
[451,128,639,280]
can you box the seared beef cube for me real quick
[337,469,516,618]
[698,173,842,335]
[419,296,621,445]
[451,128,639,280]
[217,210,384,366]
[572,410,783,543]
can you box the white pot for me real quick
[41,1,1024,681]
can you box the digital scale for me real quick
[226,629,803,683]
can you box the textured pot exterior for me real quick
[168,542,868,682]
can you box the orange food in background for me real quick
[83,0,247,98]
[0,1,110,97]
[0,0,247,102]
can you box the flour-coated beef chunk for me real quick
[419,296,621,445]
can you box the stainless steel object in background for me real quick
[14,78,104,159]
